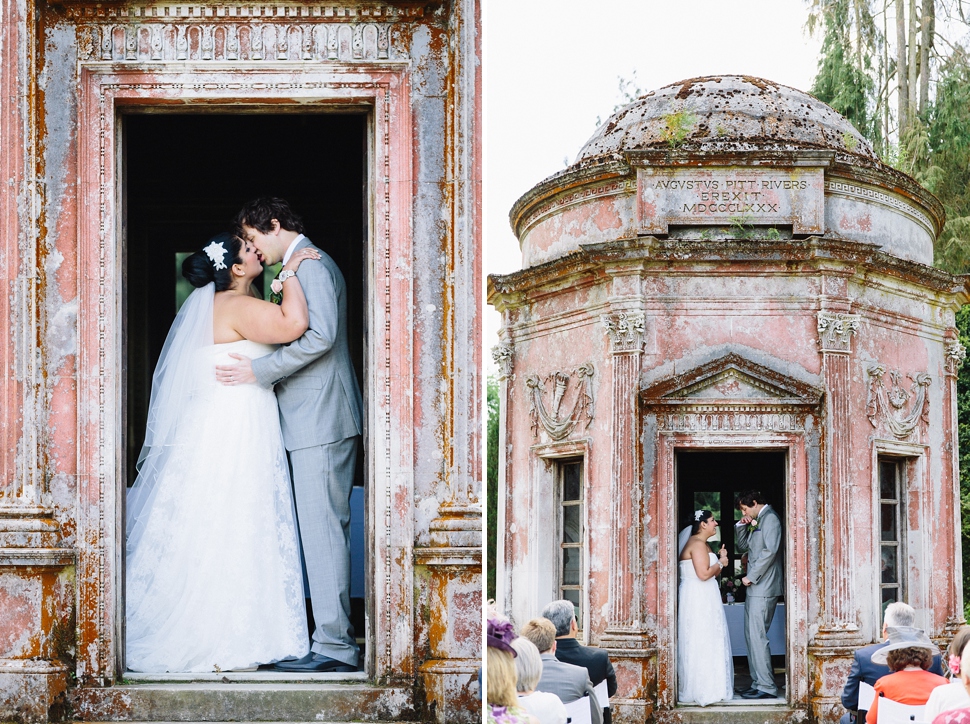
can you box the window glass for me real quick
[558,459,584,632]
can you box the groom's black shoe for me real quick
[740,689,777,699]
[735,686,758,695]
[272,653,356,673]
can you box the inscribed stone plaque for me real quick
[637,167,825,234]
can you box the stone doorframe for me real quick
[640,351,823,712]
[75,65,414,685]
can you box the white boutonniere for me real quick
[747,518,759,533]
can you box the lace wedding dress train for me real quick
[126,339,308,673]
[678,552,734,706]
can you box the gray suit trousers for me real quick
[290,437,359,667]
[744,594,778,695]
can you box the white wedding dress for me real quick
[678,552,734,706]
[126,338,308,672]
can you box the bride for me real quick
[126,231,320,672]
[678,509,734,706]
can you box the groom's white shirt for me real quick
[281,233,306,266]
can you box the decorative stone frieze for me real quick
[945,340,967,376]
[601,312,645,354]
[77,20,400,63]
[525,363,594,440]
[491,343,514,380]
[817,312,861,353]
[865,364,931,440]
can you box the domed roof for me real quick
[577,75,879,165]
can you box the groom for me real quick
[216,197,363,672]
[735,490,784,699]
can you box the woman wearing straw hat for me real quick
[866,626,948,723]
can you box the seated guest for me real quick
[487,618,539,724]
[511,636,567,724]
[926,630,970,722]
[542,599,617,723]
[841,602,944,723]
[520,617,603,724]
[866,626,948,724]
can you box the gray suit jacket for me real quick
[735,504,784,597]
[252,238,363,450]
[537,653,602,724]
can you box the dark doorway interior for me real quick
[124,112,367,652]
[676,450,787,701]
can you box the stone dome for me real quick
[577,75,879,166]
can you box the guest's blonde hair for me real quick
[486,646,519,708]
[520,617,557,653]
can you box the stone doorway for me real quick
[123,111,368,671]
[675,449,788,705]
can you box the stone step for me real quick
[70,682,418,722]
[663,705,807,724]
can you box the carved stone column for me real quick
[942,336,967,633]
[600,311,646,631]
[491,341,514,617]
[0,0,75,719]
[816,311,861,640]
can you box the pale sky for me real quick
[483,0,823,370]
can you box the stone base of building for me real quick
[419,658,480,723]
[69,681,417,722]
[653,705,809,724]
[0,661,70,724]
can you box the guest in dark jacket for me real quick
[542,599,617,724]
[841,602,944,723]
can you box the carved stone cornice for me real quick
[71,5,419,63]
[526,363,594,441]
[491,343,513,381]
[945,340,967,376]
[817,312,860,354]
[865,364,931,440]
[601,312,645,354]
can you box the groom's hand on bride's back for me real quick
[216,353,256,385]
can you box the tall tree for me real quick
[811,0,880,143]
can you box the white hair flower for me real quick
[204,241,228,270]
[694,510,704,522]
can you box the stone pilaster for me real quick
[600,312,645,630]
[942,336,967,632]
[0,0,74,718]
[599,311,648,724]
[816,311,861,640]
[417,1,481,719]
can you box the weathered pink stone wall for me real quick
[490,77,968,724]
[0,1,481,722]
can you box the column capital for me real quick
[601,311,645,354]
[491,343,514,380]
[817,311,860,354]
[945,340,967,376]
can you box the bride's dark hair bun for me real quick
[181,232,243,292]
[687,509,714,535]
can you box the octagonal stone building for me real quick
[488,76,969,723]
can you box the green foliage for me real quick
[660,110,697,148]
[921,52,970,273]
[487,375,499,601]
[809,0,880,146]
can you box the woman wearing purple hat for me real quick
[487,618,540,724]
